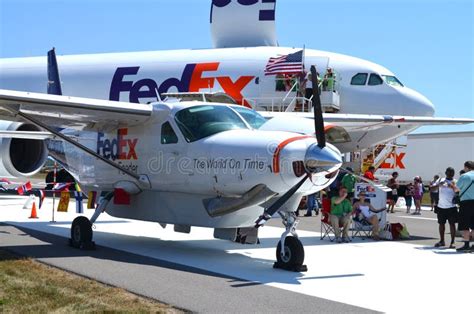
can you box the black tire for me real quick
[276,236,304,268]
[70,216,92,247]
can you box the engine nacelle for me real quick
[0,121,48,178]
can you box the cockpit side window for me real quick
[161,121,178,144]
[350,73,368,85]
[368,73,383,86]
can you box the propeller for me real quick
[255,65,338,227]
[310,65,326,148]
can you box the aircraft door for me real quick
[151,121,189,189]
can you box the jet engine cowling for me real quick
[0,121,48,178]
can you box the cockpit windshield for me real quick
[175,105,248,142]
[382,75,404,87]
[231,106,267,129]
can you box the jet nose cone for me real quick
[305,143,342,173]
[402,88,435,117]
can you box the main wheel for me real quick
[70,216,93,248]
[276,236,304,269]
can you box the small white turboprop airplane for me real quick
[0,53,342,271]
[0,1,471,271]
[0,1,471,154]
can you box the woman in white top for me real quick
[353,191,386,240]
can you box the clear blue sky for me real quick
[0,0,472,133]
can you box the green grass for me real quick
[0,249,180,313]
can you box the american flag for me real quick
[264,50,304,76]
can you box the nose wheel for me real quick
[273,211,307,272]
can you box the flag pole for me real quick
[51,161,57,223]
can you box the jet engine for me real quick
[0,121,48,178]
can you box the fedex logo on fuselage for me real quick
[97,128,138,161]
[109,62,254,106]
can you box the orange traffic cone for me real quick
[29,202,38,219]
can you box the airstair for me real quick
[243,69,341,113]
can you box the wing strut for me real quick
[17,111,150,188]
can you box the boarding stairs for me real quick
[243,71,341,113]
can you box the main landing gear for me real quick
[69,192,113,250]
[274,211,307,272]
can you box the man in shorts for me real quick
[456,161,474,252]
[434,167,457,248]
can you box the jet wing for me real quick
[0,89,153,130]
[261,112,474,132]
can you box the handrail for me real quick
[282,80,299,103]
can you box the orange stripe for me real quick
[272,135,312,173]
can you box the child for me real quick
[413,177,423,215]
[405,182,414,214]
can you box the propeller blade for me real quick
[310,65,326,148]
[255,174,309,227]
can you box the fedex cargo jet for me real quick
[0,0,471,155]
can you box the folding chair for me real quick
[320,197,344,241]
[351,210,373,240]
[351,210,388,240]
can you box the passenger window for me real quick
[350,73,368,85]
[161,122,178,144]
[368,74,383,86]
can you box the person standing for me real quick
[405,182,414,214]
[341,168,357,200]
[387,172,400,213]
[412,177,423,215]
[455,161,474,252]
[429,175,440,211]
[305,192,320,217]
[434,168,457,248]
[330,187,353,243]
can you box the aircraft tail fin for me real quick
[47,48,62,95]
[210,0,277,48]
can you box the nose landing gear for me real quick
[273,211,307,272]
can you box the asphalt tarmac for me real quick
[0,223,375,313]
[0,196,465,313]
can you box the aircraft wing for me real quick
[0,89,153,129]
[261,112,474,132]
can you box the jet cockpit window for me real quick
[382,75,404,87]
[231,106,267,129]
[175,105,248,142]
[161,122,178,144]
[350,73,368,85]
[368,73,383,86]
